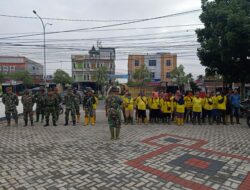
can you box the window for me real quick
[87,75,89,81]
[84,75,86,80]
[134,60,139,66]
[3,66,8,71]
[151,72,155,78]
[166,60,171,66]
[10,66,15,71]
[32,66,36,70]
[166,72,171,78]
[149,60,156,66]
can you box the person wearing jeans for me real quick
[230,89,241,124]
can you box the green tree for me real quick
[196,0,250,98]
[0,73,5,83]
[9,71,33,88]
[53,69,73,88]
[132,64,151,82]
[170,65,192,91]
[94,66,108,95]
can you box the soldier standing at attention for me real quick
[64,88,77,126]
[44,89,57,127]
[73,88,82,123]
[54,87,62,122]
[21,89,35,126]
[2,87,19,127]
[82,88,96,126]
[105,86,123,140]
[35,87,46,123]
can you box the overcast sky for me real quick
[0,0,205,79]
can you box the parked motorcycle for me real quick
[240,100,250,128]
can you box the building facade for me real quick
[0,56,43,84]
[128,53,177,83]
[71,46,115,90]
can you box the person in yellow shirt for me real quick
[160,93,173,124]
[176,92,185,126]
[92,91,98,124]
[217,91,227,125]
[150,92,160,123]
[124,92,134,125]
[211,91,218,124]
[135,92,148,124]
[184,91,193,123]
[192,92,203,125]
[202,92,213,124]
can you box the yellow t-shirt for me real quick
[161,100,173,113]
[176,103,185,113]
[124,97,134,110]
[212,96,218,109]
[203,97,213,110]
[92,96,98,109]
[192,97,202,112]
[150,98,160,110]
[184,96,193,108]
[217,95,227,110]
[136,96,148,110]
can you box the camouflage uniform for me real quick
[82,91,96,126]
[21,90,35,126]
[54,88,62,121]
[35,89,46,122]
[73,89,82,123]
[2,88,19,126]
[105,88,123,140]
[44,91,57,127]
[64,90,77,126]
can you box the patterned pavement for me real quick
[0,109,250,190]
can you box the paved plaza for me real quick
[0,107,250,190]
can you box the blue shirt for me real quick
[230,94,240,108]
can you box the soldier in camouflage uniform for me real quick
[82,88,96,126]
[105,86,123,140]
[54,87,62,121]
[73,88,82,123]
[21,89,35,126]
[64,88,77,126]
[2,87,19,127]
[35,87,46,123]
[44,90,57,127]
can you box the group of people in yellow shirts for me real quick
[120,89,241,126]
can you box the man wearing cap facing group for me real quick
[2,87,19,127]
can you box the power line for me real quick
[0,9,201,40]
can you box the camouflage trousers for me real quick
[36,106,45,121]
[84,107,94,117]
[108,109,121,128]
[65,108,76,122]
[45,106,56,123]
[55,105,60,121]
[23,109,33,122]
[5,108,18,121]
[75,105,80,115]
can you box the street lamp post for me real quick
[33,10,52,87]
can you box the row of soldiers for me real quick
[2,86,98,127]
[120,89,241,126]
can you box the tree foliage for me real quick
[94,66,109,94]
[8,71,33,87]
[132,64,151,82]
[170,65,193,91]
[196,0,250,85]
[53,69,73,87]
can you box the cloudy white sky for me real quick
[0,0,205,79]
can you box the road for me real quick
[0,104,250,190]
